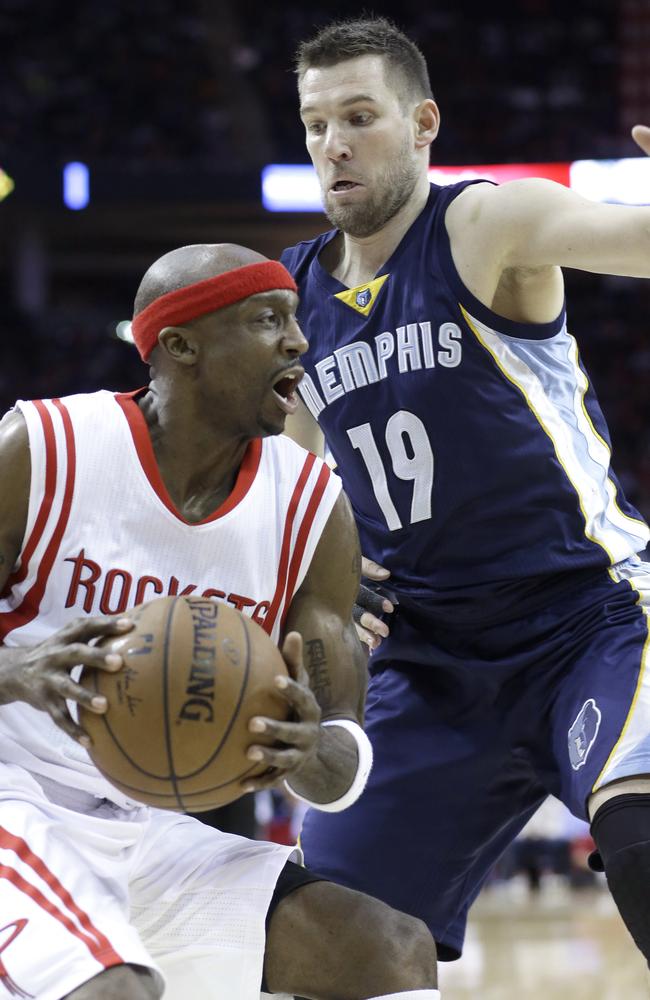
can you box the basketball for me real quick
[79,596,289,811]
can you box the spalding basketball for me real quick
[79,596,289,811]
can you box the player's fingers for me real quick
[57,615,133,646]
[280,631,305,684]
[274,674,321,722]
[632,124,650,156]
[361,557,390,581]
[47,701,90,747]
[355,609,389,638]
[47,643,123,673]
[248,717,316,748]
[247,747,304,774]
[241,767,283,793]
[354,584,393,618]
[354,623,383,650]
[49,673,108,714]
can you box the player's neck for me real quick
[138,387,249,523]
[329,177,430,289]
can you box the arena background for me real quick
[2,1,650,996]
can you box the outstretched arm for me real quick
[446,126,650,301]
[243,490,370,805]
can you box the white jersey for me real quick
[0,390,341,806]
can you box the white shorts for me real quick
[0,763,298,1000]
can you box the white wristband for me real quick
[284,719,373,813]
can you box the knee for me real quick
[376,910,438,986]
[64,964,162,1000]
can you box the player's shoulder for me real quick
[0,406,29,456]
[265,434,335,482]
[266,432,318,464]
[281,229,336,280]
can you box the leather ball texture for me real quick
[79,595,289,811]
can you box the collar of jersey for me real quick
[114,390,262,526]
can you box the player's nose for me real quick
[283,318,309,356]
[323,124,352,161]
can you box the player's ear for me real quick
[157,325,198,366]
[414,99,440,149]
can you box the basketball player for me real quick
[0,243,439,998]
[281,14,650,970]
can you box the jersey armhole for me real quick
[436,181,566,341]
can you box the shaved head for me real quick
[133,243,269,316]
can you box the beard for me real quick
[322,140,420,238]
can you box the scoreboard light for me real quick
[261,158,650,211]
[0,168,14,202]
[63,161,89,210]
[262,164,321,211]
[569,158,650,205]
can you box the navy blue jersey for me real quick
[281,182,649,596]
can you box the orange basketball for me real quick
[79,596,289,811]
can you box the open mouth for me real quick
[331,180,361,192]
[272,369,303,415]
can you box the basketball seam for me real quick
[89,759,264,803]
[174,605,253,780]
[162,597,183,810]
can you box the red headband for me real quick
[131,260,298,361]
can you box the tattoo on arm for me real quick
[305,638,332,711]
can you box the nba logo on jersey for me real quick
[355,288,372,308]
[568,698,602,770]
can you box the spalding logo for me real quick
[568,698,602,771]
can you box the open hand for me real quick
[10,615,134,746]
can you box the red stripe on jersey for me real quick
[279,464,331,632]
[115,391,262,524]
[263,452,317,636]
[0,829,123,966]
[2,402,57,595]
[0,401,76,641]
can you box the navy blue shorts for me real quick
[301,557,650,960]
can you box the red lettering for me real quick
[252,601,270,627]
[100,569,133,615]
[227,593,256,613]
[64,549,101,612]
[168,576,197,597]
[135,575,164,604]
[202,589,225,600]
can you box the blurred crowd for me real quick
[233,0,623,164]
[2,0,629,168]
[1,0,232,167]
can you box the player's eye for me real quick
[305,121,325,136]
[257,312,280,327]
[350,112,373,126]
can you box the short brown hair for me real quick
[295,16,433,103]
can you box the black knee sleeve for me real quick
[591,793,650,962]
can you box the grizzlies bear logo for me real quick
[355,288,372,308]
[568,698,602,771]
